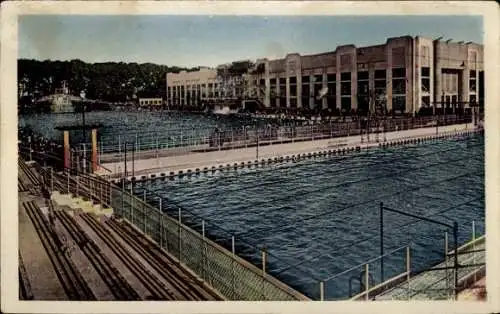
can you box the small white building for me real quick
[139,98,163,107]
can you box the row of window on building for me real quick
[168,67,482,112]
[139,98,163,106]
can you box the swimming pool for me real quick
[133,134,484,299]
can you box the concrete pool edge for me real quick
[102,125,483,184]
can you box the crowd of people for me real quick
[208,123,297,148]
[18,127,65,169]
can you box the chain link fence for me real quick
[28,155,309,301]
[18,123,484,301]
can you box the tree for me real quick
[17,59,199,105]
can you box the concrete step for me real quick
[51,191,113,217]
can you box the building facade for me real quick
[166,67,218,107]
[248,36,483,115]
[166,36,484,115]
[166,63,252,107]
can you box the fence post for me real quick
[99,179,103,206]
[320,281,325,301]
[156,133,159,160]
[261,247,267,300]
[118,134,121,153]
[135,133,138,153]
[445,231,449,299]
[178,207,182,264]
[121,179,125,218]
[406,246,411,300]
[109,181,112,208]
[202,220,206,282]
[261,248,267,277]
[127,190,132,224]
[244,126,248,148]
[453,222,459,301]
[472,220,476,282]
[76,174,79,197]
[143,200,147,235]
[157,197,162,246]
[232,235,236,300]
[50,167,54,192]
[231,128,234,150]
[364,263,370,301]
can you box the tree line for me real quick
[18,58,201,103]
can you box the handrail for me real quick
[323,246,407,282]
[113,186,310,300]
[447,235,485,256]
[89,116,472,155]
[349,271,409,301]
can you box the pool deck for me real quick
[373,237,485,301]
[99,123,474,180]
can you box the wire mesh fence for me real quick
[17,121,485,301]
[28,157,309,301]
[128,176,485,301]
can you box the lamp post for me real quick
[80,91,86,142]
[379,202,459,299]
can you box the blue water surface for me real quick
[132,134,484,299]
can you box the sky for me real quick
[19,15,483,68]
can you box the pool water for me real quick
[19,111,283,150]
[131,134,485,299]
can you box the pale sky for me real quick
[19,15,483,67]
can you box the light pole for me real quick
[80,91,86,142]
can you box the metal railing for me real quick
[370,221,485,301]
[30,156,309,301]
[18,124,485,301]
[18,143,112,177]
[90,115,473,162]
[320,246,410,301]
[36,165,112,208]
[127,183,321,300]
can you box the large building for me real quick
[166,67,217,108]
[166,62,252,108]
[167,35,484,115]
